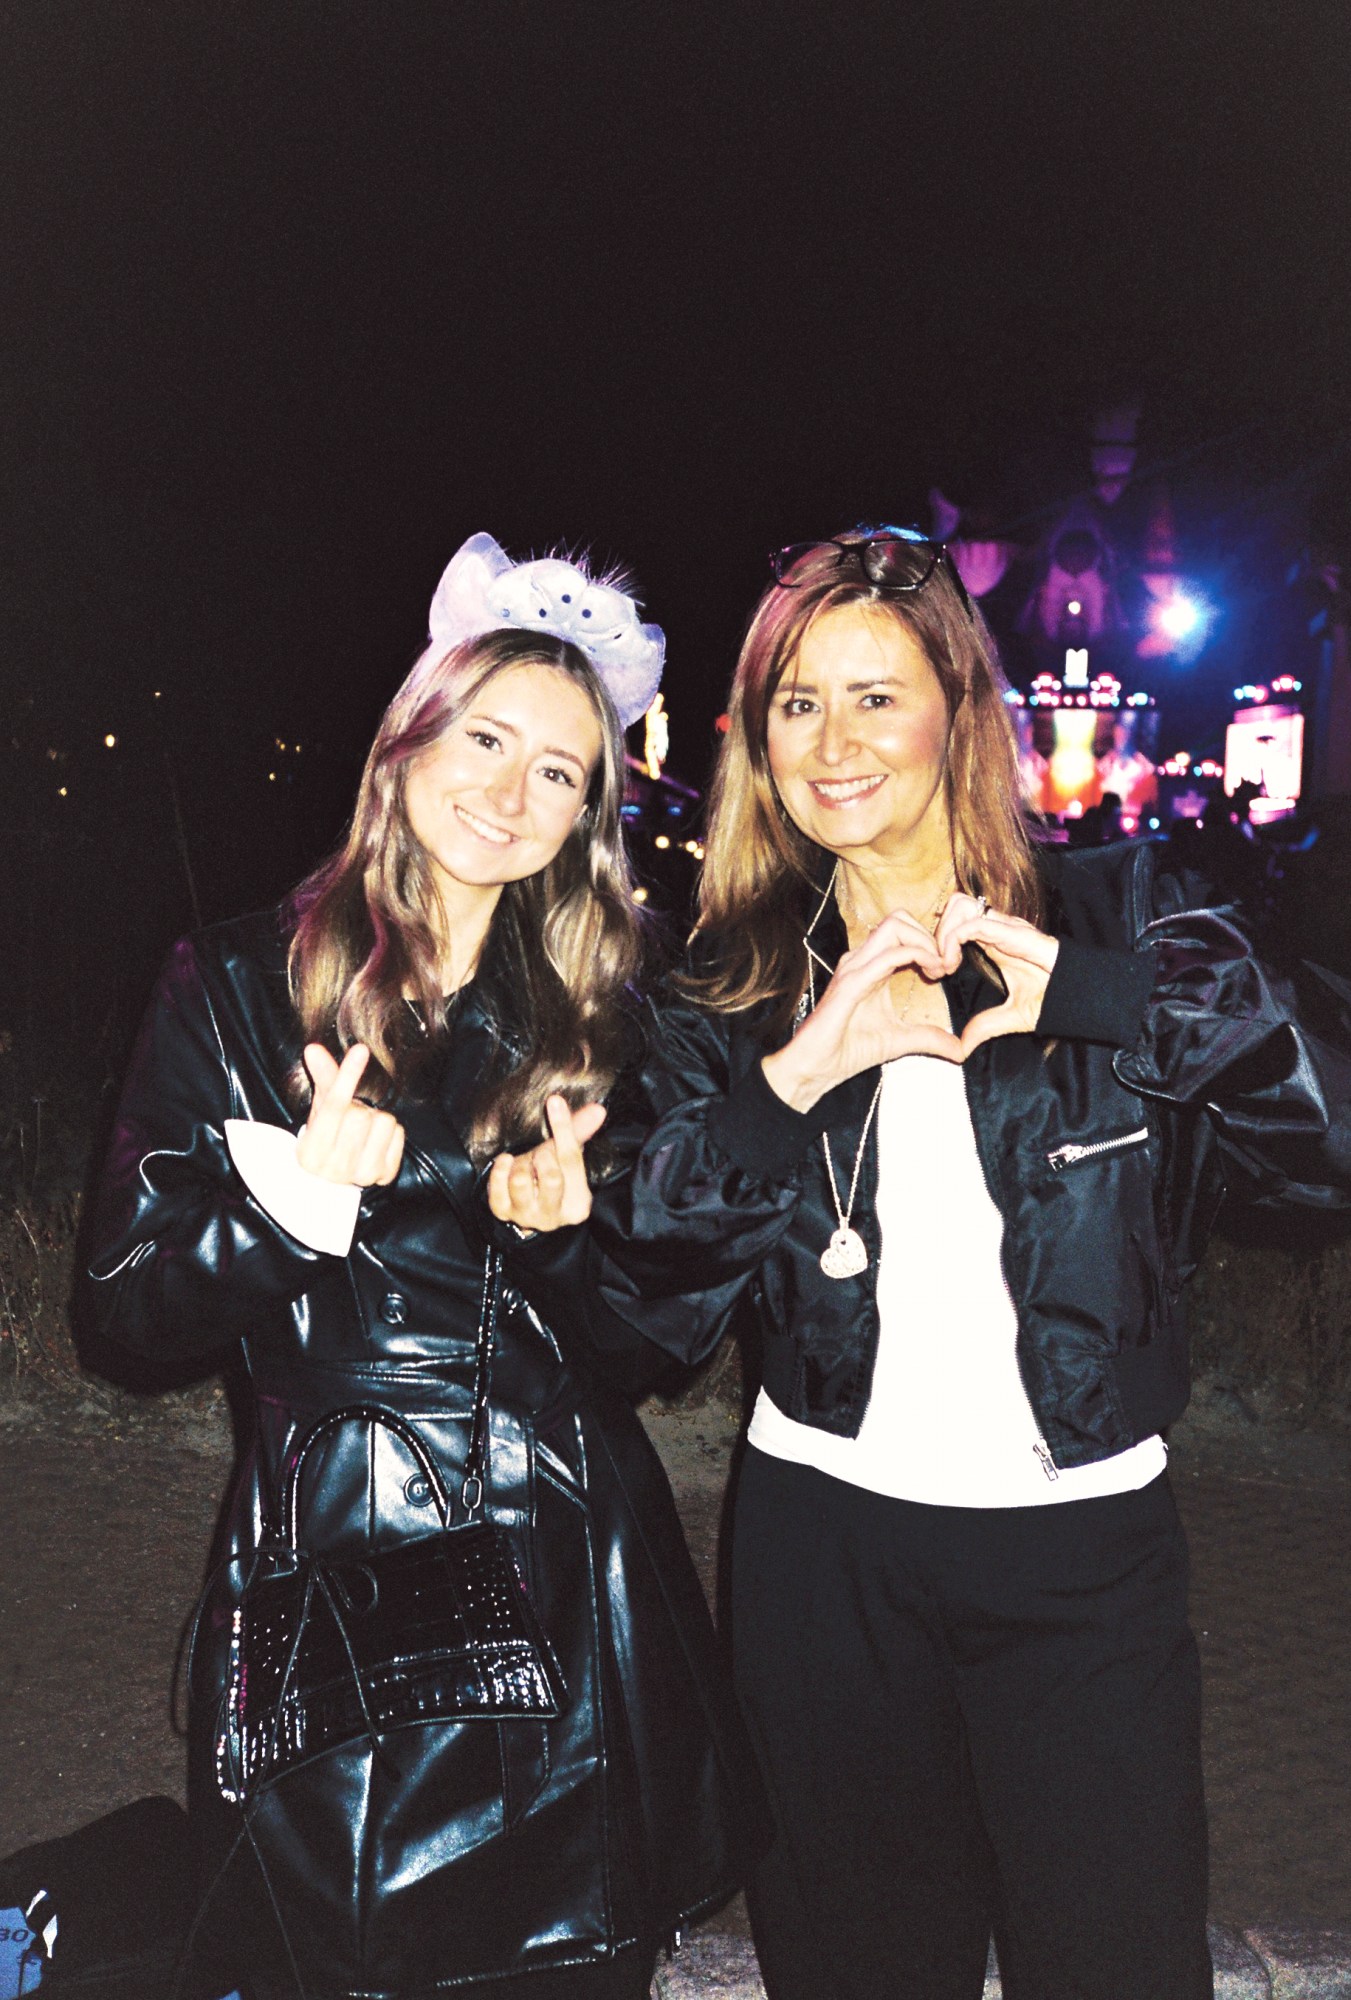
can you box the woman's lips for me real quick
[453,803,516,845]
[807,774,887,808]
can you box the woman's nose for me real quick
[486,757,528,815]
[817,704,857,765]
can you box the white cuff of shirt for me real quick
[224,1119,361,1257]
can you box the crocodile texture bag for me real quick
[215,1252,566,1802]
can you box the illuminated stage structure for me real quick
[1007,665,1159,830]
[938,405,1317,830]
[1225,678,1305,825]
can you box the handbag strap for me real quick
[277,1247,504,1549]
[460,1243,502,1515]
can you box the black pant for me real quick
[732,1448,1211,2000]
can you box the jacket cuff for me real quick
[1036,939,1156,1048]
[705,1058,831,1179]
[224,1120,360,1256]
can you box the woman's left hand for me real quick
[931,893,1060,1056]
[487,1096,607,1234]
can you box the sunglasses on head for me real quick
[770,525,973,619]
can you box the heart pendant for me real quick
[820,1226,868,1280]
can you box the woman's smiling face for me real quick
[404,660,604,903]
[765,602,953,865]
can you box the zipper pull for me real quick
[1033,1439,1060,1482]
[1046,1144,1084,1172]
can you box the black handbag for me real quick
[215,1250,567,1803]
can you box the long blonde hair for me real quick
[287,629,642,1160]
[690,535,1042,1037]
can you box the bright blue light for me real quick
[1156,593,1204,642]
[1149,582,1212,659]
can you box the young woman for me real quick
[494,528,1351,1999]
[84,533,753,2000]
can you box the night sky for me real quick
[6,1,1351,976]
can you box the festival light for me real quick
[1142,580,1212,659]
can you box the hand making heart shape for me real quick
[760,891,1060,1113]
[933,891,1061,1058]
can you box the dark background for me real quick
[5,0,1351,1051]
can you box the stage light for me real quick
[1146,583,1211,655]
[1157,598,1201,640]
[654,835,670,849]
[104,733,117,748]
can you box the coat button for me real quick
[379,1292,408,1326]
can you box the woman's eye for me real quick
[860,692,894,709]
[780,697,814,718]
[540,765,577,788]
[467,728,501,751]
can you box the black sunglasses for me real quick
[770,527,973,618]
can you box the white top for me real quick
[748,1054,1167,1507]
[224,1120,360,1257]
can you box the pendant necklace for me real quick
[809,864,955,1282]
[819,1080,884,1278]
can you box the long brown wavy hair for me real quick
[689,532,1043,1039]
[287,628,642,1161]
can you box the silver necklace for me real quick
[819,1080,884,1278]
[806,864,955,1282]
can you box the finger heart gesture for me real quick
[298,1043,407,1187]
[487,1095,608,1234]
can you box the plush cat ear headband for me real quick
[425,531,664,730]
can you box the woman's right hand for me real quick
[760,911,963,1113]
[297,1044,407,1186]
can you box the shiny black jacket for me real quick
[591,843,1351,1471]
[84,912,754,2000]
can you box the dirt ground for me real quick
[1,1379,1349,1930]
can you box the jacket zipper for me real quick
[1046,1126,1149,1172]
[961,1062,1061,1482]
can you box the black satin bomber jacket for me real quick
[590,842,1351,1471]
[82,911,756,2000]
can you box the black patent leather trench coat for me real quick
[84,911,754,2000]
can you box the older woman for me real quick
[494,527,1351,2000]
[85,534,752,2000]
